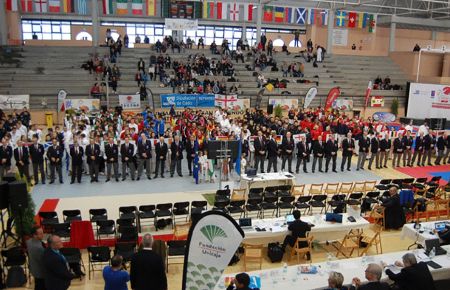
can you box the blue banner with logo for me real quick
[160,94,215,108]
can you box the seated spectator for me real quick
[281,210,311,258]
[90,83,101,98]
[103,255,130,290]
[197,36,204,49]
[326,271,348,290]
[350,263,389,290]
[135,35,141,44]
[144,35,149,44]
[385,253,436,290]
[226,272,259,290]
[352,44,356,50]
[413,44,421,52]
[282,43,290,55]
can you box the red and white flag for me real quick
[20,0,33,12]
[364,80,373,108]
[230,3,239,21]
[34,0,48,12]
[371,96,384,107]
[348,12,357,28]
[6,0,19,11]
[48,0,60,12]
[244,4,253,21]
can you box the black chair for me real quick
[114,242,136,263]
[166,240,187,272]
[62,210,82,223]
[173,202,190,225]
[2,246,27,284]
[248,187,264,198]
[89,208,108,223]
[263,186,278,198]
[327,194,347,213]
[277,185,292,197]
[117,225,138,244]
[426,186,439,199]
[346,192,364,206]
[87,246,111,279]
[138,205,155,231]
[413,177,428,190]
[309,194,327,214]
[96,220,116,243]
[155,203,173,231]
[261,196,278,218]
[277,196,295,216]
[227,200,245,218]
[365,191,381,204]
[212,200,230,213]
[51,223,71,240]
[190,201,207,215]
[245,196,262,218]
[119,206,138,220]
[60,247,85,279]
[295,196,312,214]
[427,176,441,186]
[402,178,415,185]
[38,211,59,233]
[391,179,404,187]
[375,179,392,190]
[215,189,231,202]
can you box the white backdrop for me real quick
[407,82,450,119]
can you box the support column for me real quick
[92,0,100,47]
[0,0,8,46]
[389,22,396,52]
[256,1,262,43]
[326,10,334,54]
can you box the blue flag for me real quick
[235,140,242,175]
[193,139,199,184]
[296,8,306,24]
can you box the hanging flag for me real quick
[102,0,113,14]
[193,139,199,184]
[216,2,227,20]
[368,14,376,33]
[131,0,143,15]
[296,8,306,24]
[274,7,284,22]
[244,4,253,21]
[63,0,74,13]
[364,81,373,108]
[6,0,19,11]
[48,0,60,12]
[216,2,223,19]
[21,0,33,11]
[263,5,273,22]
[116,0,128,14]
[181,212,244,290]
[57,90,67,113]
[76,0,87,14]
[304,87,318,109]
[229,3,239,21]
[358,12,368,28]
[324,87,341,111]
[336,10,346,26]
[348,12,357,28]
[203,1,214,18]
[146,0,155,16]
[307,8,315,25]
[34,0,48,12]
[284,7,293,23]
[321,9,329,25]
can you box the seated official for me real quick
[325,271,348,290]
[226,272,259,290]
[435,224,450,245]
[375,187,406,230]
[384,253,436,290]
[350,263,389,290]
[281,210,312,258]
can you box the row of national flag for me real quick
[6,0,89,14]
[335,10,377,32]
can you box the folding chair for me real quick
[60,247,86,280]
[173,202,190,225]
[309,194,327,214]
[263,186,278,198]
[230,188,246,201]
[89,208,108,223]
[309,184,323,195]
[243,243,263,271]
[248,187,264,199]
[227,200,245,218]
[277,185,293,197]
[87,246,111,279]
[155,203,173,231]
[245,196,262,218]
[138,205,155,231]
[352,182,365,193]
[260,195,278,218]
[325,183,339,197]
[369,207,385,230]
[278,196,295,217]
[375,179,392,191]
[119,206,138,220]
[346,192,364,207]
[295,195,312,215]
[62,210,82,223]
[114,242,136,263]
[212,200,230,213]
[1,246,27,280]
[427,176,441,186]
[432,199,450,220]
[95,220,116,244]
[173,222,191,240]
[38,211,59,233]
[339,182,354,195]
[291,184,306,197]
[51,223,71,241]
[334,229,362,258]
[190,201,207,215]
[359,228,383,256]
[166,240,187,272]
[289,233,314,264]
[364,181,377,193]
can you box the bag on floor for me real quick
[267,242,283,263]
[6,266,26,288]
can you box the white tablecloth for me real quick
[214,246,450,290]
[242,214,370,244]
[401,220,450,247]
[240,172,295,192]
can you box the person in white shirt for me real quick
[418,122,429,136]
[28,124,42,142]
[214,107,224,123]
[198,151,208,183]
[17,121,27,137]
[220,114,231,133]
[230,119,241,137]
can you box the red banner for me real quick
[324,87,341,111]
[364,80,373,108]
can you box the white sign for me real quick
[214,94,250,110]
[165,18,198,30]
[407,82,450,119]
[57,89,67,112]
[304,87,317,109]
[64,99,100,111]
[269,98,299,111]
[332,29,348,46]
[0,95,30,109]
[182,212,244,290]
[119,94,141,110]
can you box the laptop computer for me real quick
[425,238,447,256]
[239,218,253,229]
[286,214,295,226]
[325,213,343,223]
[434,222,447,232]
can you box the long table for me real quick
[240,172,295,193]
[214,245,450,290]
[401,220,450,247]
[242,214,371,244]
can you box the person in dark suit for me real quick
[411,132,424,166]
[170,135,183,177]
[435,132,446,165]
[120,137,136,181]
[0,137,12,181]
[296,135,309,173]
[368,135,380,170]
[325,134,338,173]
[281,132,294,173]
[130,234,167,290]
[357,131,370,170]
[312,135,325,173]
[154,136,168,178]
[350,263,390,290]
[326,271,348,290]
[226,272,259,290]
[104,137,119,182]
[137,133,152,180]
[376,186,405,230]
[14,140,30,182]
[379,134,391,168]
[385,253,436,290]
[47,138,64,184]
[43,235,74,290]
[85,138,101,182]
[253,131,266,173]
[266,131,278,173]
[281,210,311,259]
[29,136,46,184]
[69,140,84,184]
[402,131,413,167]
[422,130,435,166]
[185,135,196,176]
[392,133,404,168]
[341,132,355,171]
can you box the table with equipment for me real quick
[401,220,450,248]
[240,172,296,193]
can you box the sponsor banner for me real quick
[332,99,353,111]
[119,94,141,110]
[407,83,450,119]
[165,18,198,30]
[214,94,250,110]
[182,211,244,290]
[58,89,67,112]
[304,87,317,109]
[268,98,299,111]
[371,96,384,107]
[160,94,215,108]
[64,99,100,111]
[373,112,396,123]
[324,87,341,111]
[0,95,30,110]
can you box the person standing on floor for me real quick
[29,135,46,184]
[325,134,338,173]
[411,131,424,166]
[120,137,136,181]
[312,135,325,173]
[85,138,101,183]
[392,132,404,168]
[47,138,64,184]
[69,140,84,184]
[296,135,309,173]
[402,130,413,167]
[266,131,278,173]
[0,137,12,181]
[14,139,30,182]
[43,235,74,290]
[154,136,168,178]
[281,131,294,173]
[341,132,355,171]
[137,133,152,180]
[368,134,380,170]
[170,135,184,177]
[105,137,119,182]
[379,134,391,169]
[185,135,196,176]
[356,131,370,170]
[253,131,267,173]
[26,227,46,290]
